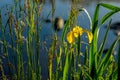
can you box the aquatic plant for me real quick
[61,2,120,80]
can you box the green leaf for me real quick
[63,49,69,80]
[89,4,100,78]
[98,20,112,62]
[89,27,99,78]
[112,66,118,80]
[100,11,117,24]
[99,3,120,11]
[97,36,120,76]
[80,66,92,80]
[61,19,70,42]
[92,4,100,33]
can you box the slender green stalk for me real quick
[77,35,81,65]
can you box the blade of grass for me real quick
[61,19,70,42]
[80,67,92,80]
[98,19,112,62]
[89,4,100,78]
[89,27,99,78]
[97,36,120,76]
[92,4,100,33]
[112,66,118,80]
[63,47,69,80]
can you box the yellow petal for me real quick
[67,31,74,44]
[85,30,93,43]
[72,26,83,37]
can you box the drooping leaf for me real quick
[99,3,120,11]
[100,11,117,24]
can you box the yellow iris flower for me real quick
[72,26,83,38]
[67,26,93,44]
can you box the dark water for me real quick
[0,0,120,79]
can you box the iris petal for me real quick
[67,31,74,44]
[85,30,93,43]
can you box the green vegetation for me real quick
[0,0,120,80]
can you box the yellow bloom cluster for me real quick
[67,26,93,44]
